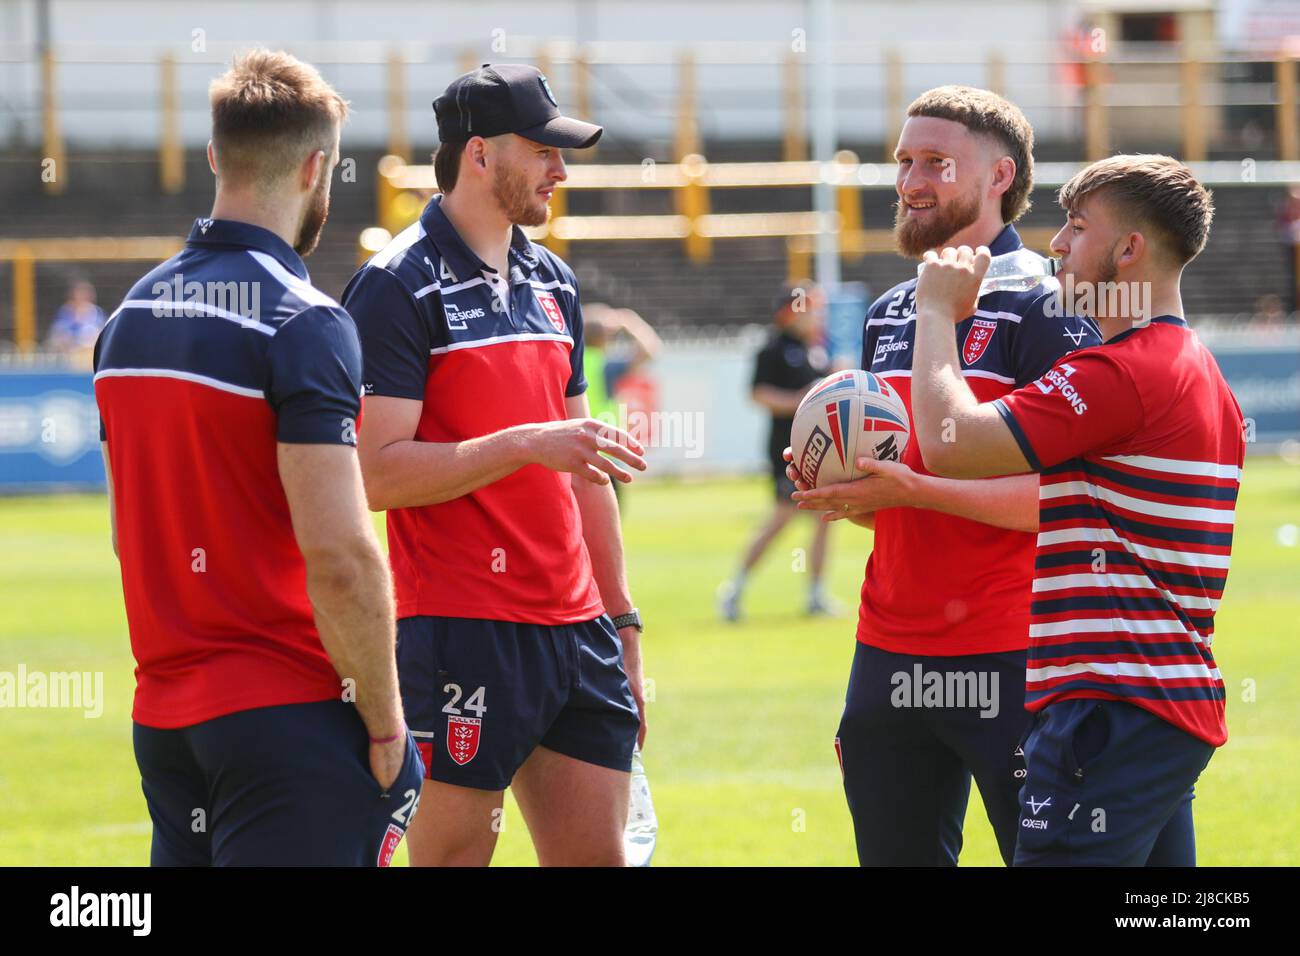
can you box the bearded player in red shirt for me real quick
[789,87,1100,865]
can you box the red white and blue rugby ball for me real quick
[790,370,910,488]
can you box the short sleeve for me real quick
[992,348,1144,472]
[565,284,588,397]
[266,306,363,445]
[342,266,429,400]
[1009,292,1103,386]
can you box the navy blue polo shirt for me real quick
[93,217,362,729]
[341,195,603,626]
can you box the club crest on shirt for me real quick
[962,317,998,365]
[534,289,566,332]
[446,715,481,765]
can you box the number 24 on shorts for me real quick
[442,683,487,718]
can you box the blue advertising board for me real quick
[1209,342,1300,444]
[0,370,105,491]
[0,336,1293,491]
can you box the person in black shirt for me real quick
[718,283,839,620]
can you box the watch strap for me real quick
[611,609,643,632]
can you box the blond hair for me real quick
[209,49,348,187]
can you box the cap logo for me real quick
[539,74,558,107]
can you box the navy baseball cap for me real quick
[433,63,602,149]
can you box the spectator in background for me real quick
[47,280,106,360]
[1276,186,1300,314]
[717,282,839,621]
[582,304,663,423]
[584,304,664,507]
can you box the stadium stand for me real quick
[1,146,1294,341]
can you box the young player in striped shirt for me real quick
[908,155,1242,865]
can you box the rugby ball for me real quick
[790,370,910,488]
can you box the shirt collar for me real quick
[420,195,541,283]
[1108,314,1188,343]
[988,223,1022,257]
[185,218,308,280]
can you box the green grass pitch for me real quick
[1,459,1296,865]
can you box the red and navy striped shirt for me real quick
[995,315,1244,746]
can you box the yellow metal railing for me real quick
[25,43,1300,195]
[159,53,184,193]
[372,153,868,269]
[40,49,64,195]
[369,153,1300,283]
[387,50,410,163]
[22,44,1300,193]
[1280,56,1299,164]
[0,238,184,353]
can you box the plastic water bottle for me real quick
[624,747,657,867]
[917,248,1059,296]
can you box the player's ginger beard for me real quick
[893,185,982,259]
[492,159,551,228]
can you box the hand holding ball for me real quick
[789,370,911,489]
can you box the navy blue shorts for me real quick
[397,614,640,791]
[835,641,1032,866]
[133,700,426,866]
[1013,698,1215,866]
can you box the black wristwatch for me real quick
[611,608,644,633]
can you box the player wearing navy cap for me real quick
[94,50,423,866]
[909,156,1239,866]
[344,64,647,866]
